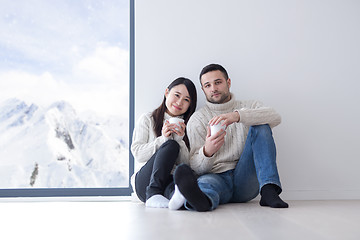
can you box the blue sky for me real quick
[0,0,129,116]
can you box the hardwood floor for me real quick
[1,199,359,240]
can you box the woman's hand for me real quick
[162,121,173,138]
[172,121,186,137]
[162,121,186,137]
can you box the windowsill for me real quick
[0,195,134,202]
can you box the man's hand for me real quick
[208,112,240,127]
[203,125,226,157]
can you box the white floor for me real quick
[1,199,360,240]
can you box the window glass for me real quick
[0,0,131,194]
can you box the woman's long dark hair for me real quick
[151,77,197,149]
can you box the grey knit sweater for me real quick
[187,94,281,175]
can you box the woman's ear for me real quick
[164,88,169,98]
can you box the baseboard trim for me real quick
[281,190,360,200]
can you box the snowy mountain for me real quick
[0,98,129,188]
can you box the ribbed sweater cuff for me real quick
[235,108,246,124]
[199,146,215,172]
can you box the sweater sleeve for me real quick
[169,130,189,165]
[236,100,281,128]
[131,113,169,163]
[187,113,215,174]
[176,139,190,166]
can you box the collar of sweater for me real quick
[164,112,184,120]
[205,93,236,113]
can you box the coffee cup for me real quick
[168,117,184,131]
[210,122,226,136]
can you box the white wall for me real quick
[135,0,360,200]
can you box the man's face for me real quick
[200,70,231,104]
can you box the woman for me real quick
[131,77,197,208]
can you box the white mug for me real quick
[168,117,184,131]
[210,122,226,136]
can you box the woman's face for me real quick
[165,84,191,117]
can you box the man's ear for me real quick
[227,78,231,88]
[200,79,204,92]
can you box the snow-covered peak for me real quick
[0,98,129,188]
[48,100,76,114]
[0,98,40,131]
[0,98,28,121]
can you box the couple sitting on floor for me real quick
[131,63,288,212]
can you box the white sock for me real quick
[169,185,186,210]
[145,194,169,208]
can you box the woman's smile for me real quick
[172,104,182,111]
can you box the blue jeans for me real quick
[191,124,282,210]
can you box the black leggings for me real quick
[135,140,180,202]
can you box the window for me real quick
[0,0,134,197]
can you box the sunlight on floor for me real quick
[1,199,360,240]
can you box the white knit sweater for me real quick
[131,111,190,177]
[187,94,281,175]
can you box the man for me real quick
[170,63,288,211]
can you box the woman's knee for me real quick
[161,139,180,152]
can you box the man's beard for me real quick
[207,91,230,104]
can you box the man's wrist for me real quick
[234,110,241,122]
[203,146,213,157]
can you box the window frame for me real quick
[0,0,135,198]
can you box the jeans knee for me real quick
[197,174,231,195]
[198,173,231,207]
[161,139,180,153]
[198,174,221,186]
[250,124,272,137]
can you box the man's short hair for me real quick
[199,64,229,83]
